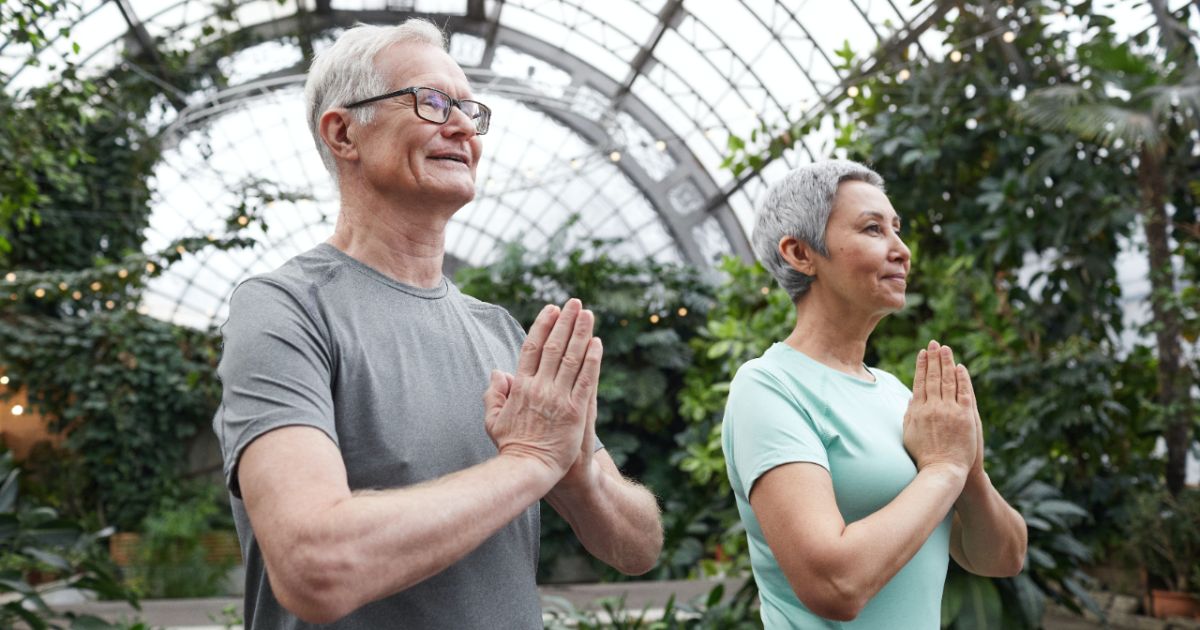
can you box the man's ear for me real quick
[778,235,817,277]
[318,108,359,162]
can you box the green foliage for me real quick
[675,257,794,576]
[0,446,141,629]
[0,309,222,530]
[542,581,761,629]
[1122,487,1200,594]
[128,484,237,598]
[457,231,725,580]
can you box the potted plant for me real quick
[1124,487,1200,619]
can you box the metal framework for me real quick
[2,0,947,328]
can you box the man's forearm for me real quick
[953,470,1027,577]
[259,453,558,622]
[545,460,663,575]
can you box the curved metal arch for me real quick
[160,8,752,266]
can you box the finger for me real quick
[957,363,975,405]
[571,337,603,407]
[517,304,561,377]
[928,339,940,352]
[925,343,943,401]
[939,346,956,401]
[912,349,928,403]
[483,370,508,417]
[555,307,595,389]
[955,364,972,407]
[538,299,581,377]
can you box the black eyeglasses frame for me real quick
[343,86,491,135]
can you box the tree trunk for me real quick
[1138,149,1192,496]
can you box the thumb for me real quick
[483,370,508,415]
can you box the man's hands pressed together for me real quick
[485,298,662,575]
[484,298,601,485]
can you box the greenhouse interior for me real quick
[1,0,1199,627]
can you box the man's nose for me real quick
[441,105,477,137]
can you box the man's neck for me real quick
[327,194,454,289]
[784,290,882,380]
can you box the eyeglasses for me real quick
[344,86,491,135]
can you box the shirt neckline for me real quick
[317,242,450,300]
[771,342,879,386]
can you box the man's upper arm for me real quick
[215,279,337,498]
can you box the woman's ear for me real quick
[319,108,359,162]
[778,235,816,277]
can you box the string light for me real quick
[897,69,911,82]
[72,291,82,300]
[175,245,186,255]
[609,151,621,162]
[655,140,667,152]
[649,314,660,324]
[3,272,14,282]
[1002,31,1016,43]
[677,307,688,317]
[57,282,67,290]
[105,300,115,310]
[90,281,102,291]
[237,216,249,226]
[118,269,128,279]
[34,288,45,298]
[206,234,217,242]
[760,286,770,295]
[145,262,156,273]
[950,50,962,62]
[0,376,9,385]
[569,159,582,171]
[11,404,23,416]
[619,319,629,327]
[847,86,860,98]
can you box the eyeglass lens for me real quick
[415,88,489,134]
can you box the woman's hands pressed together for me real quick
[902,341,977,479]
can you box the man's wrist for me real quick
[548,458,604,503]
[496,449,566,495]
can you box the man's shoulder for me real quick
[447,285,526,338]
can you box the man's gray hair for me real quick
[304,19,447,185]
[751,159,886,302]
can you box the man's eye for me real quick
[423,93,449,109]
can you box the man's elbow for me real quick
[269,539,362,623]
[611,528,664,576]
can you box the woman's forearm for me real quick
[952,470,1027,576]
[774,463,968,620]
[834,464,967,597]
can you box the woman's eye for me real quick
[865,224,881,233]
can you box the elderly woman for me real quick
[722,160,1027,628]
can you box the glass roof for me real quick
[1,0,1183,328]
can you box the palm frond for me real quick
[1144,80,1200,130]
[1019,86,1164,151]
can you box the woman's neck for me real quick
[784,292,881,380]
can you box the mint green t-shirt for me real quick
[722,343,951,629]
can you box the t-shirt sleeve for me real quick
[214,278,337,498]
[724,363,829,499]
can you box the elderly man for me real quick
[213,19,663,629]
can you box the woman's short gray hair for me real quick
[304,19,447,185]
[751,160,886,301]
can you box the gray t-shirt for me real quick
[213,243,542,629]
